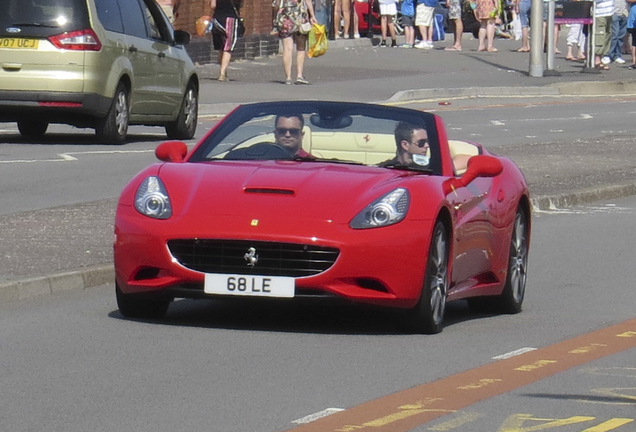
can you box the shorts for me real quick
[401,15,415,27]
[518,0,531,27]
[379,3,398,15]
[448,0,461,20]
[630,27,636,47]
[415,4,435,26]
[212,16,240,52]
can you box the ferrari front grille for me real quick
[167,239,339,277]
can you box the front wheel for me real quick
[166,82,198,140]
[116,283,171,319]
[405,221,450,334]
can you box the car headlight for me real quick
[134,176,172,219]
[350,188,410,229]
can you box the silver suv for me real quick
[0,0,198,143]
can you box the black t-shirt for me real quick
[214,0,242,20]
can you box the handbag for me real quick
[229,0,245,37]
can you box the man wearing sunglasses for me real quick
[274,113,312,157]
[379,121,431,168]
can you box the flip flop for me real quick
[444,46,462,51]
[487,47,498,52]
[565,56,576,61]
[517,47,530,52]
[595,64,610,70]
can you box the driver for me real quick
[273,113,312,157]
[379,121,430,167]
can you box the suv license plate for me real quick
[204,274,295,298]
[0,38,39,49]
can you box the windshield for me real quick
[189,101,442,174]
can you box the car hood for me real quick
[157,161,416,229]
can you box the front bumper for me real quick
[114,207,433,310]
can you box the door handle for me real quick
[158,52,166,58]
[128,45,138,53]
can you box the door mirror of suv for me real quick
[174,30,191,46]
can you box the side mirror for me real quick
[174,30,191,46]
[156,141,188,162]
[443,155,503,195]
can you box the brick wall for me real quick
[174,0,280,63]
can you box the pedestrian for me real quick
[400,0,416,48]
[627,0,636,68]
[565,24,587,61]
[333,0,352,38]
[445,0,464,50]
[210,0,242,82]
[606,0,628,64]
[475,0,501,51]
[594,0,615,69]
[273,0,318,85]
[378,0,399,47]
[414,0,437,49]
[514,0,531,51]
[158,0,180,24]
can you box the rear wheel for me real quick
[17,119,48,138]
[497,209,529,313]
[96,83,129,144]
[166,81,198,140]
[468,207,528,314]
[405,221,449,334]
[116,283,171,319]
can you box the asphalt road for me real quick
[2,36,636,432]
[2,195,636,432]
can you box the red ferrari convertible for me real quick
[114,101,530,333]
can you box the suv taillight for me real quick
[48,29,102,51]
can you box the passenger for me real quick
[379,121,431,167]
[273,113,312,157]
[380,121,472,173]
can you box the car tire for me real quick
[468,207,528,314]
[17,119,48,138]
[115,283,171,319]
[96,83,129,144]
[405,221,449,334]
[166,81,198,140]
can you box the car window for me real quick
[117,0,148,38]
[1,0,89,37]
[141,0,173,42]
[95,0,124,33]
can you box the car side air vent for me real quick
[244,188,295,195]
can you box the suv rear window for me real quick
[0,0,90,38]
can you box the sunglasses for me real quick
[412,138,429,148]
[275,127,302,137]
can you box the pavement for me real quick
[2,33,636,301]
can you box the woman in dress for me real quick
[475,0,501,51]
[273,0,317,85]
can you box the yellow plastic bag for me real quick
[307,23,328,58]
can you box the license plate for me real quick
[204,274,295,298]
[0,38,39,49]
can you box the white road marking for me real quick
[491,120,505,126]
[533,204,634,215]
[0,149,153,164]
[492,347,537,360]
[292,408,345,425]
